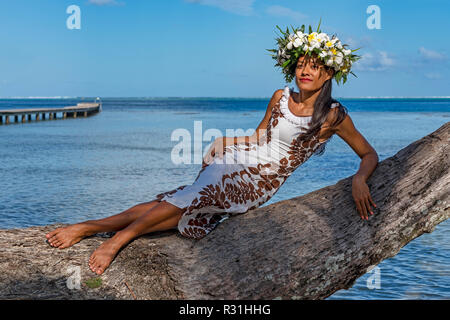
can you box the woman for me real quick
[46,24,378,275]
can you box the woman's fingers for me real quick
[357,199,369,220]
[361,200,368,220]
[355,201,364,220]
[364,197,374,215]
[368,194,377,209]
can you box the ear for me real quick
[325,68,334,81]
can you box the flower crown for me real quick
[267,19,362,85]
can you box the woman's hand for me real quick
[352,175,377,220]
[202,137,225,168]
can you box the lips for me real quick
[300,78,312,82]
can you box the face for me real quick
[295,54,334,92]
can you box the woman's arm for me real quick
[202,89,283,166]
[332,112,379,221]
[223,88,284,147]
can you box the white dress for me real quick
[156,85,340,239]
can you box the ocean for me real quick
[0,96,449,299]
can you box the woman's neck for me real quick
[293,88,321,110]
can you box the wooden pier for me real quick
[0,102,102,125]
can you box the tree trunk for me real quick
[0,122,448,300]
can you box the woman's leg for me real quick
[89,200,184,275]
[46,200,163,249]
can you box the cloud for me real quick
[88,0,124,6]
[184,0,255,16]
[418,47,447,62]
[265,5,307,22]
[343,36,372,50]
[353,51,396,71]
[424,72,442,79]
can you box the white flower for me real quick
[280,49,290,59]
[316,33,329,43]
[287,41,293,50]
[310,40,321,49]
[293,37,303,48]
[296,31,305,38]
[343,49,351,56]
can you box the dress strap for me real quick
[330,102,340,108]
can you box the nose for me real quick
[298,64,311,75]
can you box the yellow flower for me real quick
[331,47,337,55]
[326,41,333,47]
[308,33,316,42]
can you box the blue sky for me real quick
[0,0,449,98]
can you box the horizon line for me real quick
[2,96,450,100]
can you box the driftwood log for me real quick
[0,122,448,300]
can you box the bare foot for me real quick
[89,239,121,275]
[45,224,90,249]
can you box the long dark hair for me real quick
[294,76,348,156]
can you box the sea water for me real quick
[0,97,448,299]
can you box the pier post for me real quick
[73,112,77,118]
[49,113,53,120]
[36,113,40,121]
[22,115,26,123]
[84,111,87,117]
[5,116,9,124]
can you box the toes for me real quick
[59,242,69,249]
[89,256,97,272]
[45,230,57,239]
[48,240,57,247]
[48,235,59,244]
[46,228,61,239]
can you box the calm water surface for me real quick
[0,97,448,299]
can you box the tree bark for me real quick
[0,122,448,300]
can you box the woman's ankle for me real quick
[78,220,104,237]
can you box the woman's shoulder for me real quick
[327,99,349,128]
[267,88,285,107]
